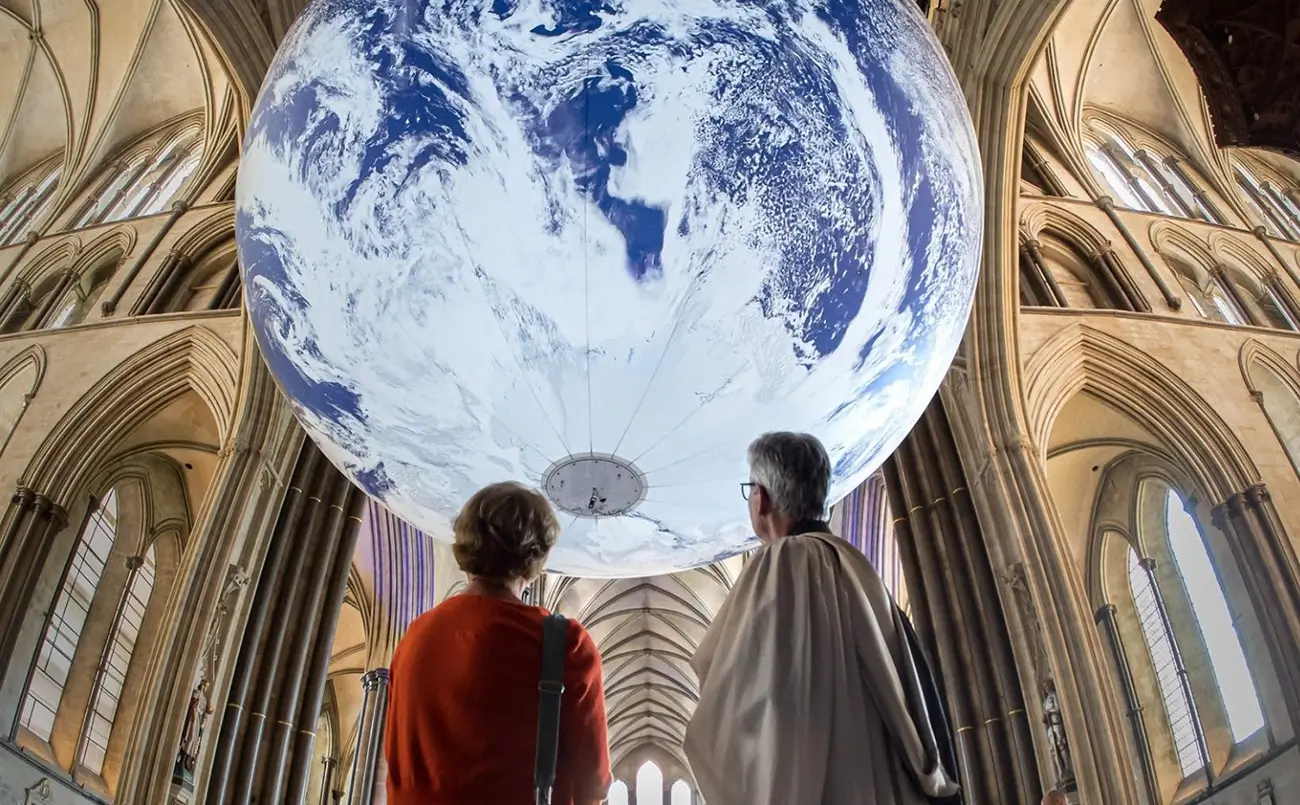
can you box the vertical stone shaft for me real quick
[281,482,366,802]
[1212,485,1300,725]
[260,470,364,802]
[1094,604,1159,805]
[0,488,69,697]
[883,399,1039,803]
[346,669,390,805]
[229,450,340,801]
[205,444,325,803]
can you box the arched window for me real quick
[1234,165,1300,241]
[1162,491,1263,742]
[18,489,119,742]
[608,781,630,805]
[670,779,692,805]
[636,761,665,805]
[47,264,117,330]
[1085,129,1220,222]
[0,156,63,245]
[74,128,201,228]
[1251,361,1300,474]
[1121,486,1266,785]
[77,544,157,774]
[1126,546,1203,777]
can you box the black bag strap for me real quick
[534,613,568,805]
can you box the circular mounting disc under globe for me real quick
[543,454,647,518]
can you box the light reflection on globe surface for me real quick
[236,0,982,576]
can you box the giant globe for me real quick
[236,0,982,576]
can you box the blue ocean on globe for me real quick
[236,0,982,576]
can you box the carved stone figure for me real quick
[1041,679,1075,786]
[1000,561,1049,686]
[178,678,214,767]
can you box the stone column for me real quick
[203,441,366,805]
[1095,604,1160,805]
[881,399,1040,803]
[319,757,338,805]
[1162,156,1227,223]
[207,260,242,311]
[132,250,191,315]
[1253,227,1300,290]
[1210,266,1263,327]
[1094,196,1181,310]
[30,269,77,327]
[1262,271,1300,329]
[346,669,391,805]
[101,201,189,315]
[0,486,69,726]
[1019,237,1068,307]
[1211,486,1300,725]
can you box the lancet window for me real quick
[637,761,665,805]
[15,480,170,790]
[0,156,63,245]
[19,489,120,742]
[1102,480,1267,796]
[73,126,201,228]
[1085,128,1220,223]
[77,545,156,774]
[1234,164,1300,242]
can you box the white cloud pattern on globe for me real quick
[236,0,983,576]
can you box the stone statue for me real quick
[178,679,214,767]
[174,564,246,787]
[1041,679,1075,786]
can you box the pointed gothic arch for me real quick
[1026,324,1259,501]
[0,345,46,459]
[21,326,238,506]
[1239,340,1300,475]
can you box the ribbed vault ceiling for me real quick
[552,558,744,775]
[0,0,235,200]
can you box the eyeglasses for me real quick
[740,482,758,501]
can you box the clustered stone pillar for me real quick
[1211,485,1300,725]
[208,260,243,311]
[204,442,366,805]
[346,668,391,805]
[1093,604,1160,805]
[881,397,1040,803]
[0,487,69,684]
[1018,236,1068,308]
[132,249,192,315]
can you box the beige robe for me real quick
[684,532,960,805]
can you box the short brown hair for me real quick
[452,482,559,581]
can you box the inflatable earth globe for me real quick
[236,0,982,576]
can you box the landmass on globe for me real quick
[235,0,983,576]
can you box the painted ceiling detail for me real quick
[1156,0,1300,158]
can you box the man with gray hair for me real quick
[683,432,960,805]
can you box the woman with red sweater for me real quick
[385,481,612,805]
